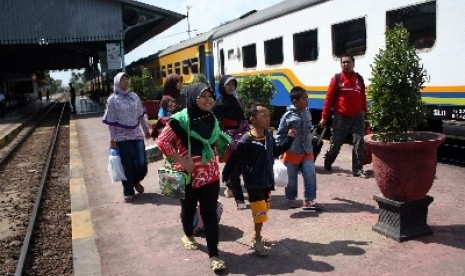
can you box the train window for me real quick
[191,58,199,74]
[161,65,166,78]
[182,60,190,75]
[294,29,318,62]
[386,1,436,49]
[242,44,257,68]
[174,62,181,75]
[264,37,283,65]
[228,49,235,60]
[332,18,366,57]
[167,64,173,74]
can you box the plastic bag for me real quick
[108,149,127,182]
[273,159,288,187]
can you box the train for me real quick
[128,0,465,129]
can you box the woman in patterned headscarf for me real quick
[103,72,151,203]
[156,83,230,272]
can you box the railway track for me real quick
[0,102,72,275]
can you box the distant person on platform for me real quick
[38,89,43,101]
[69,83,76,113]
[0,88,5,118]
[46,89,50,102]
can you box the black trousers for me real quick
[180,181,220,258]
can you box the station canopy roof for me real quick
[0,0,185,74]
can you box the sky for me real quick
[50,0,283,84]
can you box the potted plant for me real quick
[131,66,161,119]
[236,74,275,108]
[365,24,445,241]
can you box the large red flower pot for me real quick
[365,132,446,202]
[143,100,160,120]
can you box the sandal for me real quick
[261,237,272,247]
[210,257,226,272]
[303,200,322,211]
[124,195,134,203]
[135,183,144,194]
[181,235,198,250]
[250,238,268,256]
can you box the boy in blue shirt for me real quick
[276,86,320,210]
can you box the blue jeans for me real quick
[284,160,317,201]
[117,140,147,196]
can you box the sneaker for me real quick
[353,169,368,178]
[288,199,299,209]
[236,201,247,210]
[224,187,233,198]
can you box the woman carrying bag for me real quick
[102,72,151,203]
[156,83,230,272]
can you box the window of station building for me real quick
[294,29,318,62]
[242,43,257,68]
[161,65,166,78]
[190,57,199,74]
[386,1,436,49]
[264,37,283,65]
[174,62,181,75]
[332,18,366,57]
[167,64,173,74]
[182,60,190,75]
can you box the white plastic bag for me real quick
[108,149,127,182]
[273,159,288,187]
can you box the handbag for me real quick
[193,201,224,234]
[146,143,163,163]
[158,121,191,199]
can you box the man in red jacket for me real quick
[319,54,368,178]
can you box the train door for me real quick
[199,44,215,87]
[216,39,225,77]
[199,45,205,75]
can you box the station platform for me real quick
[0,95,103,149]
[0,99,50,148]
[70,115,465,276]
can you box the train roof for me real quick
[157,30,215,57]
[211,0,328,40]
[157,0,328,58]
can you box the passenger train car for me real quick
[129,0,465,126]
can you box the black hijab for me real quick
[212,75,245,121]
[169,83,216,154]
[186,83,216,139]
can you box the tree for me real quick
[368,23,428,142]
[236,74,275,110]
[130,67,159,101]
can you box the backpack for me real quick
[333,73,365,104]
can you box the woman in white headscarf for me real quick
[103,72,151,202]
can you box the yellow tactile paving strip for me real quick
[69,119,102,276]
